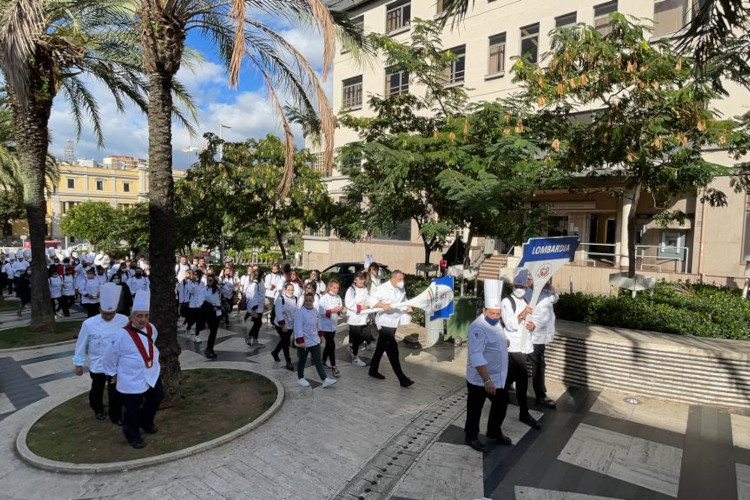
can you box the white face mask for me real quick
[396,281,404,289]
[513,288,526,298]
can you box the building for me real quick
[6,158,186,248]
[304,0,750,291]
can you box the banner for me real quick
[429,275,455,321]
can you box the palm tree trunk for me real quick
[9,76,55,333]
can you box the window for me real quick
[654,0,687,36]
[123,182,130,193]
[386,0,410,33]
[385,66,409,96]
[342,16,364,53]
[436,0,444,15]
[96,180,104,191]
[342,75,363,110]
[443,45,466,86]
[520,24,540,63]
[487,33,506,76]
[374,220,411,241]
[66,178,75,189]
[312,152,332,177]
[594,1,618,36]
[556,12,577,29]
[658,230,686,260]
[62,201,77,214]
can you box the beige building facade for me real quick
[305,0,750,289]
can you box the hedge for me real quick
[554,282,750,340]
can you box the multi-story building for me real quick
[304,0,750,291]
[6,158,186,248]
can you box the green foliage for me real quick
[61,201,120,249]
[555,282,750,340]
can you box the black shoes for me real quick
[142,425,158,434]
[400,379,415,388]
[204,349,217,359]
[486,431,512,445]
[271,351,280,362]
[95,413,107,421]
[537,397,557,409]
[285,362,294,371]
[464,438,486,452]
[368,372,386,380]
[130,439,146,449]
[520,413,542,429]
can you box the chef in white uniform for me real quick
[526,280,559,409]
[73,283,129,423]
[103,291,162,449]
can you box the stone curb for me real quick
[0,316,87,353]
[15,363,285,474]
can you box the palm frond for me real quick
[0,0,46,108]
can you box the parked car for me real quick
[321,262,391,293]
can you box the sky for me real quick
[47,16,331,170]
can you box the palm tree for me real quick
[135,0,361,402]
[0,0,190,333]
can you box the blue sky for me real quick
[47,17,329,170]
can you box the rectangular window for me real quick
[374,219,411,241]
[556,12,577,28]
[658,230,687,260]
[654,0,687,36]
[488,33,506,75]
[386,0,410,33]
[66,178,75,189]
[594,1,618,36]
[342,75,363,110]
[520,23,540,63]
[385,66,409,96]
[123,182,130,193]
[443,45,466,85]
[312,152,332,177]
[96,180,104,191]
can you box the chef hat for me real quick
[513,268,530,287]
[484,279,503,309]
[99,283,122,312]
[132,291,150,312]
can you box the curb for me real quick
[0,317,86,353]
[15,363,285,474]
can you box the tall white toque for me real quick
[99,283,122,313]
[132,290,151,312]
[484,279,503,309]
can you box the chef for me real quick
[526,279,559,409]
[80,267,102,317]
[464,279,511,453]
[73,283,129,423]
[103,291,163,449]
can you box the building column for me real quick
[616,191,633,268]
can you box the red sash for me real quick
[125,322,154,369]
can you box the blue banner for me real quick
[430,275,454,321]
[518,236,580,267]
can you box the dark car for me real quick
[321,262,391,293]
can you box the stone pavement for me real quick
[0,311,749,499]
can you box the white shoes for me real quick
[297,378,311,387]
[322,378,337,388]
[194,335,202,343]
[352,358,366,367]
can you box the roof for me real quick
[328,0,373,12]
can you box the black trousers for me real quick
[205,310,220,352]
[272,326,292,363]
[121,378,163,444]
[247,314,262,340]
[60,295,74,316]
[349,325,363,356]
[527,343,548,400]
[89,372,122,422]
[83,303,99,317]
[0,272,6,296]
[321,331,336,366]
[186,307,202,334]
[464,381,510,441]
[505,351,530,417]
[369,327,408,384]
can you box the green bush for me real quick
[554,282,750,340]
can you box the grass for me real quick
[0,299,20,312]
[0,320,83,349]
[26,369,277,463]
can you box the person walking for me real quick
[244,269,265,348]
[48,266,63,316]
[295,292,336,388]
[202,275,222,359]
[344,273,370,367]
[319,279,344,377]
[80,267,102,318]
[15,267,31,317]
[367,270,414,388]
[73,283,129,423]
[271,282,297,371]
[219,268,239,328]
[464,279,511,453]
[305,269,326,294]
[60,266,76,317]
[187,270,205,343]
[111,272,133,316]
[176,269,193,331]
[527,279,559,409]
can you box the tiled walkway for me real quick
[0,310,748,499]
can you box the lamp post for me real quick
[181,145,200,167]
[219,124,232,160]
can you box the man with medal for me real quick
[73,282,129,423]
[103,290,163,449]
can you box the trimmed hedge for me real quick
[554,282,750,340]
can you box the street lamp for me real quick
[181,145,200,166]
[219,124,232,160]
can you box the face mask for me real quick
[305,304,314,310]
[328,291,336,296]
[113,278,121,284]
[285,292,294,298]
[484,316,500,326]
[396,281,404,289]
[513,288,526,298]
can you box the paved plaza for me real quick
[0,305,749,500]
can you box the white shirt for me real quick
[93,252,106,266]
[128,275,150,294]
[49,275,63,299]
[62,274,76,296]
[220,276,238,299]
[103,322,161,394]
[466,315,509,387]
[96,272,108,285]
[297,292,320,311]
[369,281,406,329]
[318,292,343,332]
[12,260,28,278]
[203,286,221,307]
[188,281,205,308]
[80,277,101,304]
[305,279,326,295]
[501,296,533,354]
[274,294,297,328]
[264,273,285,299]
[294,306,321,347]
[175,263,190,282]
[177,280,192,303]
[245,281,265,312]
[73,314,129,373]
[345,285,370,326]
[528,288,559,344]
[1,262,12,276]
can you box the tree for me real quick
[61,202,120,249]
[117,203,150,255]
[513,14,746,278]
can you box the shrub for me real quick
[554,282,750,340]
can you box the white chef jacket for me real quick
[62,274,76,296]
[103,322,161,394]
[80,277,101,304]
[49,275,63,299]
[188,281,205,308]
[369,281,406,329]
[175,263,190,282]
[466,315,509,387]
[305,279,326,295]
[177,280,191,303]
[245,281,265,312]
[294,306,321,347]
[529,288,559,344]
[264,273,285,299]
[93,252,106,266]
[501,296,533,354]
[203,286,221,307]
[128,276,150,294]
[96,272,108,285]
[1,262,12,277]
[296,292,320,311]
[73,313,129,373]
[220,276,238,299]
[274,293,297,328]
[345,285,370,326]
[318,292,343,332]
[12,260,28,278]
